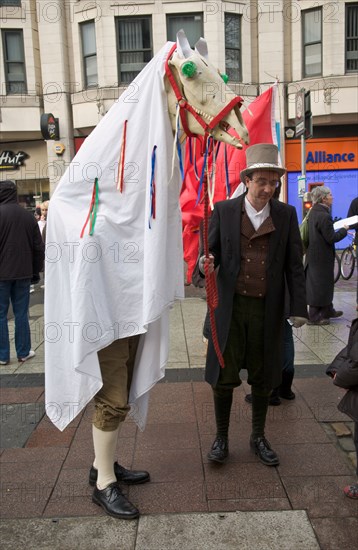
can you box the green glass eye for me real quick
[221,73,229,84]
[181,61,197,78]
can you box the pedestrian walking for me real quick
[0,181,44,365]
[306,186,348,325]
[200,144,307,467]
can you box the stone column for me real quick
[37,0,74,194]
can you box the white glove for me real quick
[289,316,308,328]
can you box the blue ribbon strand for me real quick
[224,144,230,198]
[176,111,184,181]
[149,145,157,229]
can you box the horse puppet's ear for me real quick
[176,29,192,59]
[194,37,208,60]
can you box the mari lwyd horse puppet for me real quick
[45,31,249,431]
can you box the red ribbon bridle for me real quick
[164,44,243,141]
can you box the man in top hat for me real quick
[201,144,307,466]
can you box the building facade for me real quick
[0,0,357,217]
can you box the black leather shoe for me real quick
[89,462,150,486]
[245,393,281,406]
[207,436,228,463]
[279,389,296,400]
[92,482,139,519]
[250,436,279,466]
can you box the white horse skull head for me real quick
[165,30,249,148]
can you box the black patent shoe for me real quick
[92,482,139,519]
[250,436,279,466]
[89,461,150,486]
[207,436,229,463]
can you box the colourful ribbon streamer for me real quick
[193,138,200,181]
[224,144,230,198]
[195,136,212,207]
[176,111,184,181]
[149,145,157,228]
[208,140,219,210]
[80,178,99,238]
[116,119,128,192]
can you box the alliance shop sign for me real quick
[306,150,355,164]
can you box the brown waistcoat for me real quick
[235,206,276,297]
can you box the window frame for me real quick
[345,2,358,73]
[302,7,322,78]
[2,29,27,95]
[224,12,242,82]
[116,15,153,85]
[166,13,204,47]
[80,19,98,89]
[0,1,22,6]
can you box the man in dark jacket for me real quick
[201,144,307,467]
[306,186,348,325]
[0,180,45,365]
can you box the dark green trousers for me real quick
[213,294,272,439]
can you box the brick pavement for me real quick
[0,279,357,549]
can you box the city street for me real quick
[0,274,357,549]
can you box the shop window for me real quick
[167,13,203,47]
[2,29,27,94]
[80,20,98,88]
[116,16,153,84]
[302,8,322,77]
[346,3,358,72]
[0,1,21,6]
[225,13,242,82]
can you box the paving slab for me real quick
[311,517,358,550]
[0,285,357,550]
[0,517,137,550]
[281,475,358,518]
[128,481,208,514]
[0,402,45,448]
[136,511,320,549]
[0,387,43,405]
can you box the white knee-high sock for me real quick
[92,424,120,490]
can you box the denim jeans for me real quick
[0,279,31,362]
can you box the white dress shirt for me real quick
[244,197,271,231]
